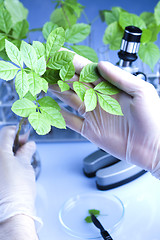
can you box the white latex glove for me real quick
[49,56,160,179]
[0,126,42,227]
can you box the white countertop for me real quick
[36,141,160,240]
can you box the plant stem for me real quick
[6,34,18,40]
[82,10,90,24]
[65,80,92,90]
[61,3,71,28]
[13,117,26,154]
[29,28,42,33]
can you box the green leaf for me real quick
[0,5,12,34]
[0,49,10,61]
[38,97,66,128]
[43,69,59,84]
[63,0,84,18]
[85,209,101,223]
[70,45,98,62]
[0,60,19,80]
[38,96,61,111]
[73,81,86,101]
[12,19,29,39]
[99,10,107,22]
[15,69,29,99]
[98,93,123,115]
[32,41,45,59]
[35,56,46,76]
[47,51,74,70]
[40,77,48,93]
[103,22,123,50]
[50,7,77,30]
[88,209,100,216]
[27,72,48,95]
[46,27,65,59]
[79,63,99,83]
[139,42,160,71]
[84,216,92,223]
[94,81,119,95]
[11,39,21,49]
[154,1,160,25]
[41,78,48,93]
[28,112,51,135]
[39,107,66,129]
[11,98,36,117]
[65,23,91,43]
[101,7,125,25]
[50,8,67,29]
[5,39,23,67]
[0,33,6,51]
[84,89,97,112]
[141,29,152,43]
[148,23,160,42]
[60,61,75,81]
[100,10,116,25]
[42,21,58,40]
[24,91,36,101]
[4,0,28,25]
[20,41,37,70]
[58,80,70,92]
[140,12,155,27]
[119,12,146,30]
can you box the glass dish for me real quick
[59,192,124,239]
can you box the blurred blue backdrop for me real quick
[21,0,160,68]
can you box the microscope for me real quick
[83,26,146,190]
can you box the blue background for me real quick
[21,0,160,67]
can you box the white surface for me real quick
[36,141,160,240]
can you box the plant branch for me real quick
[61,3,71,28]
[82,10,90,24]
[29,28,42,33]
[13,117,26,154]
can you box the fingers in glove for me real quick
[68,73,94,90]
[73,53,92,75]
[49,74,79,92]
[72,54,104,87]
[60,47,92,76]
[49,85,85,113]
[97,61,147,96]
[61,108,84,134]
[0,126,16,154]
[49,72,94,93]
[60,49,102,87]
[16,141,36,164]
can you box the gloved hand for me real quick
[49,56,160,179]
[0,126,42,228]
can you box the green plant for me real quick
[0,29,122,135]
[100,2,160,71]
[85,209,100,223]
[43,0,98,62]
[0,0,123,136]
[0,0,29,60]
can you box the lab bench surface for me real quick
[36,142,160,240]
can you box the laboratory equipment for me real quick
[59,193,124,239]
[91,213,113,240]
[117,25,146,80]
[83,26,147,190]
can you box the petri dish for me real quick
[59,192,124,239]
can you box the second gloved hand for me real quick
[0,126,41,227]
